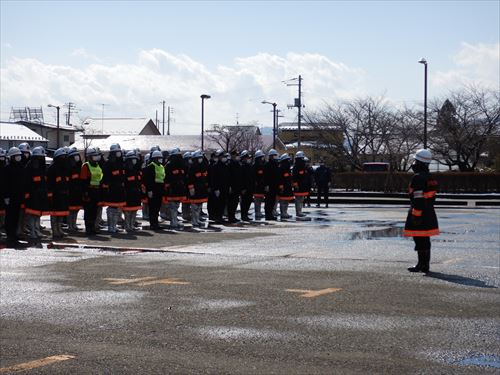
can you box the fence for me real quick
[332,172,500,193]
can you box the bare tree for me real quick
[430,85,500,171]
[207,125,263,152]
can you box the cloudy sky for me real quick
[1,0,498,134]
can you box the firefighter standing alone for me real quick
[403,149,439,273]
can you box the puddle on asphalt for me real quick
[348,227,403,240]
[453,355,500,369]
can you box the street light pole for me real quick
[48,104,61,148]
[262,101,277,149]
[200,94,211,150]
[419,58,428,149]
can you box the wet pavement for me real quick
[0,205,499,374]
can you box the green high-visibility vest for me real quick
[153,162,165,183]
[85,162,103,186]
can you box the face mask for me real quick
[221,157,227,163]
[23,152,30,158]
[157,159,163,164]
[92,155,101,162]
[198,158,203,164]
[246,159,252,164]
[74,155,80,162]
[131,159,137,165]
[235,156,241,162]
[188,159,193,164]
[14,155,22,162]
[115,151,122,158]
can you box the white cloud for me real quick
[1,50,366,133]
[71,48,102,63]
[4,43,12,49]
[433,42,500,91]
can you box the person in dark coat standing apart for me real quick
[314,159,332,208]
[144,150,165,230]
[404,149,439,273]
[47,148,70,239]
[4,147,26,247]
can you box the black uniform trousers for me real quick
[83,188,100,233]
[213,192,227,222]
[317,184,329,206]
[264,189,277,219]
[5,200,21,241]
[148,194,162,229]
[240,192,253,220]
[227,191,240,221]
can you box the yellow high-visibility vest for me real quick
[153,162,165,183]
[84,162,103,186]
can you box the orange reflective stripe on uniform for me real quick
[403,228,440,237]
[71,173,79,179]
[112,170,120,176]
[411,208,423,217]
[299,170,305,175]
[195,172,202,177]
[55,176,62,182]
[172,169,179,175]
[127,176,136,181]
[33,176,42,182]
[423,191,436,199]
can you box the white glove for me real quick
[189,188,195,196]
[4,198,9,205]
[264,186,269,193]
[147,191,153,198]
[229,187,232,194]
[214,190,220,198]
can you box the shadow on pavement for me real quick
[425,271,497,289]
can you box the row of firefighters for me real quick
[0,143,323,244]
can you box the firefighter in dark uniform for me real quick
[227,150,243,223]
[292,151,309,218]
[102,143,126,233]
[277,153,294,220]
[4,147,25,247]
[164,148,187,229]
[181,152,193,222]
[404,149,439,273]
[144,150,165,230]
[210,150,230,224]
[0,148,6,233]
[67,147,83,231]
[252,150,266,220]
[207,151,217,220]
[314,159,332,208]
[141,153,151,221]
[264,149,280,220]
[187,150,209,227]
[80,147,103,235]
[239,150,254,222]
[16,142,31,236]
[123,150,142,232]
[23,146,50,240]
[47,148,70,239]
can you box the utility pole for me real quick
[162,100,166,136]
[285,75,303,148]
[99,104,109,134]
[155,110,158,130]
[65,102,76,126]
[167,106,171,135]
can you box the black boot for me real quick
[421,249,431,273]
[408,250,424,272]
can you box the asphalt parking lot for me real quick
[1,206,499,374]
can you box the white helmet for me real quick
[86,147,98,157]
[150,145,161,152]
[268,149,279,157]
[32,146,46,157]
[279,153,290,162]
[215,149,225,157]
[125,150,138,160]
[54,147,67,159]
[0,148,6,158]
[144,153,150,163]
[415,149,432,164]
[254,150,265,159]
[68,147,79,157]
[170,148,181,156]
[192,149,204,158]
[240,150,250,158]
[18,142,31,152]
[110,143,121,152]
[151,150,163,159]
[183,151,192,159]
[295,151,305,159]
[7,147,22,158]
